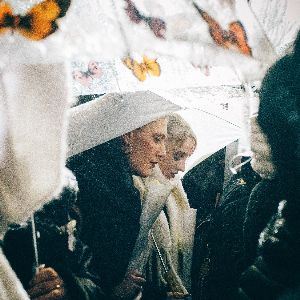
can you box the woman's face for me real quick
[123,118,168,177]
[159,137,196,179]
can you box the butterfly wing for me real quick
[133,60,147,81]
[17,0,71,40]
[56,0,72,18]
[0,2,14,35]
[143,56,161,77]
[124,0,143,24]
[193,4,227,47]
[123,57,147,81]
[123,57,135,70]
[229,21,252,56]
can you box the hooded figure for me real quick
[190,32,300,300]
[67,91,180,299]
[236,31,300,299]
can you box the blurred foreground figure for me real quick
[0,2,74,297]
[236,31,300,300]
[191,31,300,300]
[0,37,70,300]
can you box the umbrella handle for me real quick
[31,214,45,275]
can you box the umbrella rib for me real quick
[183,106,241,128]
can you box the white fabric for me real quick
[0,63,70,235]
[149,167,196,292]
[67,91,181,157]
[0,250,30,300]
[130,166,196,294]
[3,0,299,82]
[0,4,72,299]
[128,174,173,273]
[249,0,300,56]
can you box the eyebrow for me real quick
[153,133,166,139]
[174,151,188,157]
[175,151,185,155]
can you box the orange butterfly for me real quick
[0,0,71,41]
[194,3,252,56]
[123,56,161,81]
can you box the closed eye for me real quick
[153,134,165,143]
[173,151,187,161]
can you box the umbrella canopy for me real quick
[4,0,299,81]
[151,86,244,172]
[67,90,181,157]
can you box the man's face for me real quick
[124,118,168,177]
[159,137,195,179]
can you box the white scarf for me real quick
[129,166,196,294]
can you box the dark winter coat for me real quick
[235,32,300,299]
[67,137,142,295]
[242,179,283,267]
[3,177,104,300]
[192,163,260,300]
[238,198,300,300]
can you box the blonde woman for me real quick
[130,113,197,300]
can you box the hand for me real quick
[167,291,190,299]
[111,270,146,299]
[27,267,67,300]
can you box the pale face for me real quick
[73,70,91,87]
[88,61,102,78]
[123,118,168,177]
[159,137,196,179]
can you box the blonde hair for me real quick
[167,113,197,148]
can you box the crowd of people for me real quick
[0,27,299,300]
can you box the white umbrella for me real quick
[67,90,181,157]
[2,0,298,81]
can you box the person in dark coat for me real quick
[236,30,300,299]
[3,169,104,300]
[193,30,300,300]
[191,159,260,300]
[67,117,169,299]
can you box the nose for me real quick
[157,142,167,159]
[177,160,186,173]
